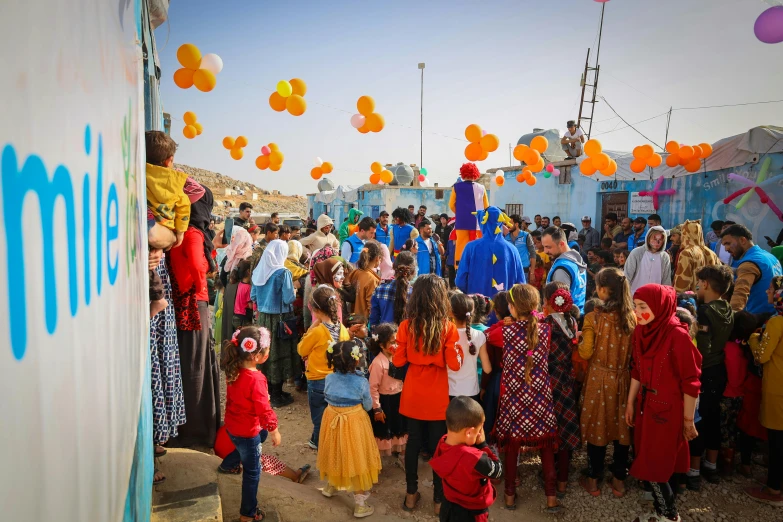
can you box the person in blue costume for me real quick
[455,206,525,298]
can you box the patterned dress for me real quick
[150,256,186,445]
[494,320,558,449]
[544,314,581,452]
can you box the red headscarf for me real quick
[632,284,687,355]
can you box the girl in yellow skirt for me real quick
[318,339,382,518]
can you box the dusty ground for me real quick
[210,376,780,522]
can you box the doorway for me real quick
[600,192,628,223]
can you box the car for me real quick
[246,212,305,229]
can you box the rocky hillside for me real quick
[175,163,307,218]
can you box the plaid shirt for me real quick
[370,280,397,327]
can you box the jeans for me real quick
[221,431,263,517]
[308,379,327,446]
[405,418,447,502]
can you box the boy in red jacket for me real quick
[429,396,502,521]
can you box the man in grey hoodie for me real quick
[624,225,672,294]
[542,226,588,313]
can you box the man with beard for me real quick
[612,217,635,250]
[629,217,647,249]
[375,210,391,248]
[721,224,783,314]
[542,226,587,313]
[504,215,537,283]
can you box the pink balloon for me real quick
[552,169,561,177]
[350,113,366,129]
[482,130,487,136]
[545,163,554,173]
[418,174,425,182]
[261,145,271,155]
[755,6,783,44]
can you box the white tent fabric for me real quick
[314,184,362,203]
[577,126,783,181]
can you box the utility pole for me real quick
[418,63,425,168]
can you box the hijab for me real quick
[189,184,215,271]
[309,245,338,286]
[252,239,288,286]
[379,243,394,280]
[287,240,303,262]
[632,284,685,355]
[313,258,343,286]
[224,227,253,273]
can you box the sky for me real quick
[156,0,783,196]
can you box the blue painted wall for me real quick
[494,153,783,249]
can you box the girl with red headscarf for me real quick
[625,284,702,522]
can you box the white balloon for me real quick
[315,157,323,166]
[200,53,223,75]
[350,113,366,129]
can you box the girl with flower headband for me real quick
[493,283,560,513]
[745,276,783,506]
[578,267,636,498]
[297,285,351,450]
[218,326,281,522]
[448,292,491,403]
[366,323,407,463]
[541,282,581,499]
[317,339,382,518]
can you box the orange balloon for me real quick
[481,134,500,153]
[269,92,287,112]
[530,158,545,173]
[369,172,381,184]
[495,175,505,186]
[584,139,602,157]
[269,163,281,172]
[601,159,618,176]
[269,143,279,152]
[380,169,394,183]
[371,162,382,175]
[679,154,690,166]
[691,145,703,159]
[366,113,385,132]
[235,136,248,148]
[183,111,197,125]
[580,158,597,175]
[256,155,270,170]
[194,122,203,135]
[222,137,235,150]
[478,149,489,161]
[321,162,333,174]
[685,157,702,173]
[357,124,370,134]
[465,142,483,161]
[465,124,483,143]
[526,175,537,186]
[530,135,549,154]
[522,169,533,180]
[173,68,194,89]
[630,158,647,173]
[665,141,680,154]
[647,153,663,168]
[290,78,307,96]
[230,148,244,160]
[286,94,307,116]
[269,151,284,166]
[513,144,529,162]
[699,143,713,158]
[678,145,694,161]
[311,167,323,179]
[522,148,541,166]
[516,173,526,183]
[193,69,216,92]
[177,44,202,69]
[637,144,654,160]
[593,152,610,170]
[357,96,375,116]
[666,154,680,168]
[183,125,197,139]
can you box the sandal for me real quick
[153,469,166,486]
[217,464,242,475]
[240,507,265,521]
[401,491,420,512]
[154,446,167,458]
[296,464,311,484]
[545,503,564,514]
[610,478,627,498]
[579,476,601,497]
[504,493,516,510]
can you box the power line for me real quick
[674,99,783,111]
[591,110,670,138]
[597,96,663,149]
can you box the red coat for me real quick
[429,436,498,512]
[629,330,702,483]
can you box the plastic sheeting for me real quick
[518,128,568,162]
[314,184,362,203]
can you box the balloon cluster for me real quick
[351,96,384,133]
[223,136,248,161]
[418,167,428,183]
[464,124,499,161]
[310,158,334,180]
[579,139,617,176]
[664,140,713,173]
[182,112,203,139]
[543,163,561,179]
[369,162,393,184]
[630,144,663,173]
[513,135,548,174]
[269,79,307,116]
[173,44,223,92]
[255,143,285,171]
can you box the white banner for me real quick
[630,192,656,215]
[0,1,148,520]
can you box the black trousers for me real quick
[405,418,447,501]
[587,441,630,480]
[647,481,678,518]
[769,428,783,491]
[690,364,727,456]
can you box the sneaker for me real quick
[685,474,701,492]
[270,394,294,408]
[321,484,338,498]
[353,504,375,518]
[280,390,294,401]
[307,439,318,450]
[701,466,720,484]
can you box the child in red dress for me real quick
[429,396,502,522]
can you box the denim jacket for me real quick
[251,268,295,314]
[324,371,372,410]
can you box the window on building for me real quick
[506,204,523,217]
[325,205,331,214]
[559,166,572,185]
[435,189,444,200]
